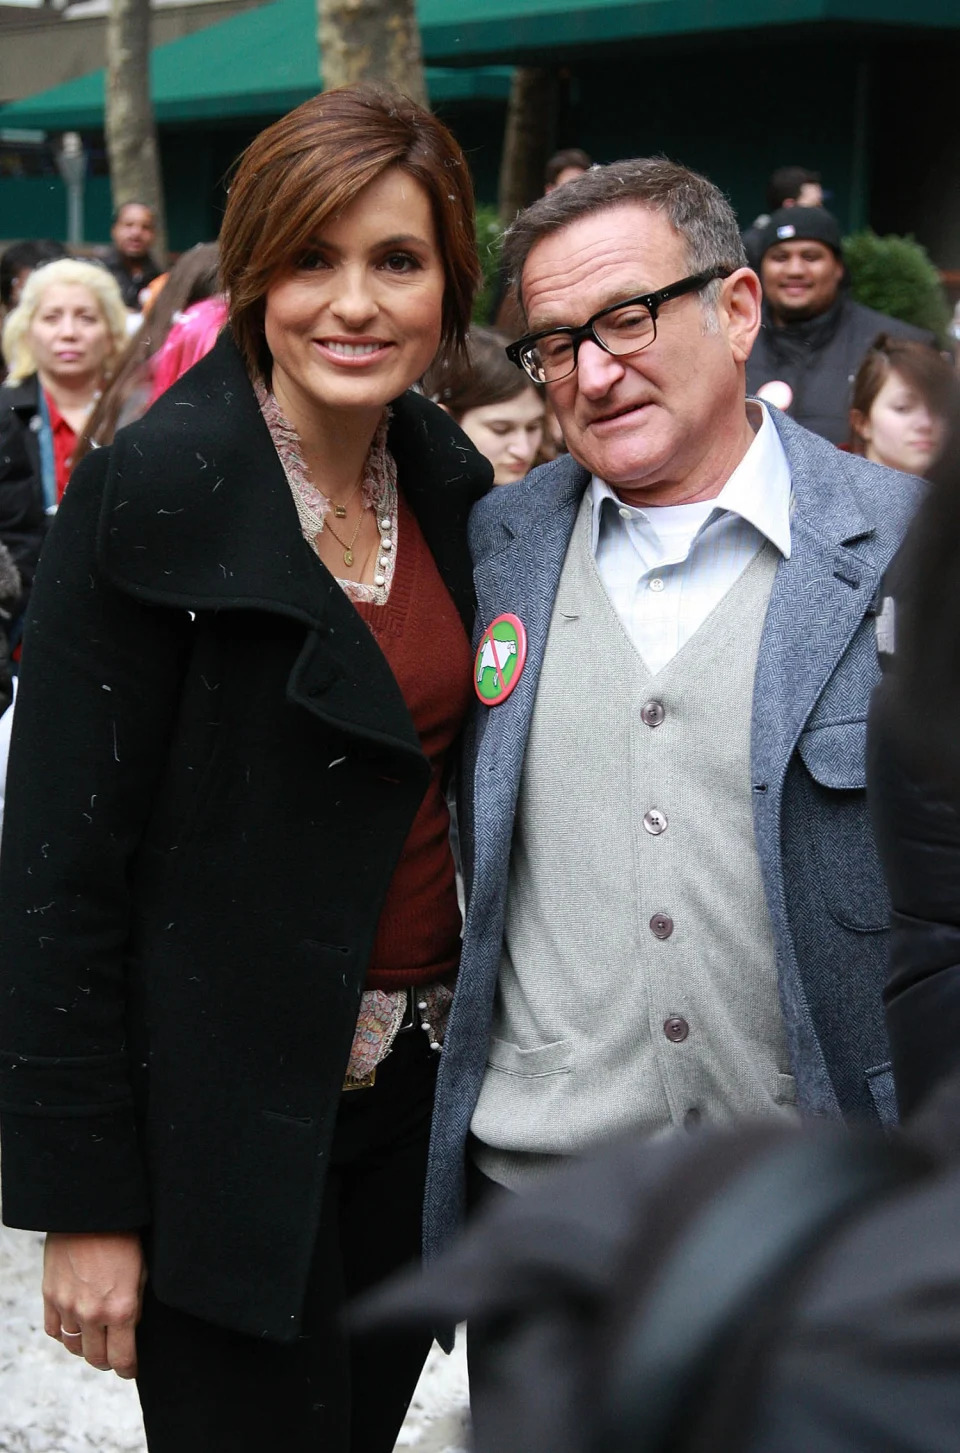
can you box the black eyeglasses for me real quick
[506,267,733,384]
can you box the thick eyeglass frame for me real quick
[506,266,734,383]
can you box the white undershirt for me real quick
[589,402,792,673]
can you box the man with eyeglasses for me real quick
[424,158,922,1259]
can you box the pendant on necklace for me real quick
[343,549,354,566]
[334,505,347,518]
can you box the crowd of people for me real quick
[1,89,960,1453]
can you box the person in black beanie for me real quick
[745,206,934,446]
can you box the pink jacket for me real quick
[149,296,228,403]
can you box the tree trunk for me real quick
[318,0,427,108]
[105,0,167,262]
[497,67,559,227]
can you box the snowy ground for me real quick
[0,1223,469,1453]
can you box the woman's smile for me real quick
[314,337,394,363]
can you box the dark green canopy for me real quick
[2,0,956,132]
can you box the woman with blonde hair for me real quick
[73,242,222,466]
[0,258,126,616]
[0,84,489,1452]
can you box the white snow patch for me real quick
[0,1223,470,1451]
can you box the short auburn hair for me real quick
[220,84,481,382]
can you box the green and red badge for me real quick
[474,613,527,706]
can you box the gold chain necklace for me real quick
[330,471,362,519]
[323,504,368,567]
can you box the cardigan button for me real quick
[641,700,665,728]
[643,808,668,835]
[664,1016,689,1043]
[650,913,674,940]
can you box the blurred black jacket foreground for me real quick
[359,1095,960,1453]
[867,502,960,1121]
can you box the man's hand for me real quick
[42,1231,146,1378]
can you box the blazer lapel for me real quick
[751,416,881,797]
[751,515,879,797]
[464,458,588,918]
[751,415,887,1117]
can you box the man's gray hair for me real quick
[502,157,747,324]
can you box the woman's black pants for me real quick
[136,1027,437,1452]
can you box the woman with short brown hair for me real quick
[849,333,959,477]
[0,85,488,1452]
[222,84,478,382]
[426,326,546,484]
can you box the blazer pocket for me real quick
[486,1037,572,1078]
[796,720,890,932]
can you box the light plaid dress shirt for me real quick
[590,402,792,673]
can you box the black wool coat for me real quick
[0,332,492,1340]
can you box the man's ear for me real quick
[721,268,762,365]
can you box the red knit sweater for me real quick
[353,493,472,990]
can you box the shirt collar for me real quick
[42,387,72,437]
[589,400,792,560]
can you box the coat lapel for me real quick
[1,376,40,419]
[96,332,488,761]
[389,391,491,633]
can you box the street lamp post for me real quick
[56,131,87,246]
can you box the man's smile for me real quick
[586,401,652,428]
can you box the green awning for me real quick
[0,0,512,131]
[420,0,960,62]
[1,0,956,132]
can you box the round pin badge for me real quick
[756,379,794,412]
[474,613,528,706]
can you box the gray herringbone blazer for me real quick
[424,406,923,1271]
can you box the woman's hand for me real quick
[42,1231,146,1378]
